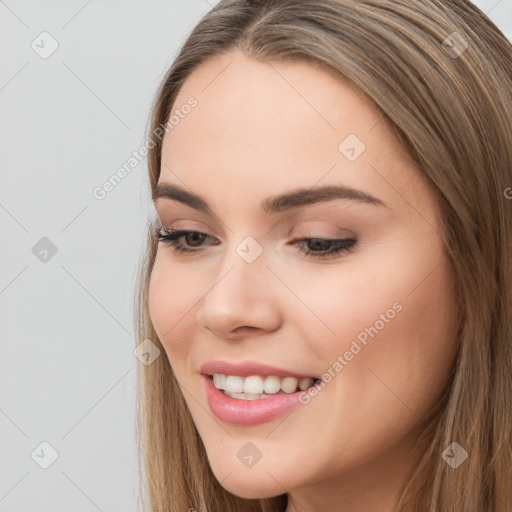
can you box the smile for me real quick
[203,374,322,425]
[212,373,320,399]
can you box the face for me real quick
[148,50,459,509]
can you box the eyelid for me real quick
[154,215,356,241]
[156,227,358,261]
[153,218,214,235]
[154,203,362,230]
[291,223,356,239]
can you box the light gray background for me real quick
[0,1,510,511]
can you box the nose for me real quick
[195,243,282,340]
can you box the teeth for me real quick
[212,373,222,388]
[299,377,314,390]
[212,373,316,396]
[244,375,264,394]
[225,375,243,393]
[224,391,272,400]
[281,377,299,393]
[263,375,281,394]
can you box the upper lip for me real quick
[200,360,318,379]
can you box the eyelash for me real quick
[154,227,357,260]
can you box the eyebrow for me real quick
[152,182,389,214]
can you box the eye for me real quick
[155,227,217,254]
[293,237,357,260]
[154,226,357,260]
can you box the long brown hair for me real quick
[134,1,512,510]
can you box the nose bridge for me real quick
[209,233,269,305]
[196,233,281,336]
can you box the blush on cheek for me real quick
[148,265,188,328]
[148,287,194,359]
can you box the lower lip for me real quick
[203,375,306,425]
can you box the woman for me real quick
[134,1,512,510]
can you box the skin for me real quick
[148,49,460,512]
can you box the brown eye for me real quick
[293,237,357,260]
[156,228,218,254]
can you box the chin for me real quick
[209,461,289,499]
[221,481,284,500]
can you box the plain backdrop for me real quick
[0,1,510,511]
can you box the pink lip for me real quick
[203,375,307,425]
[200,360,317,379]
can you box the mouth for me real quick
[206,373,322,401]
[200,361,322,423]
[202,372,322,425]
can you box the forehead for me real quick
[166,50,388,153]
[159,50,433,224]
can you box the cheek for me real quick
[148,253,197,361]
[297,233,458,412]
[276,250,459,479]
[322,248,458,426]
